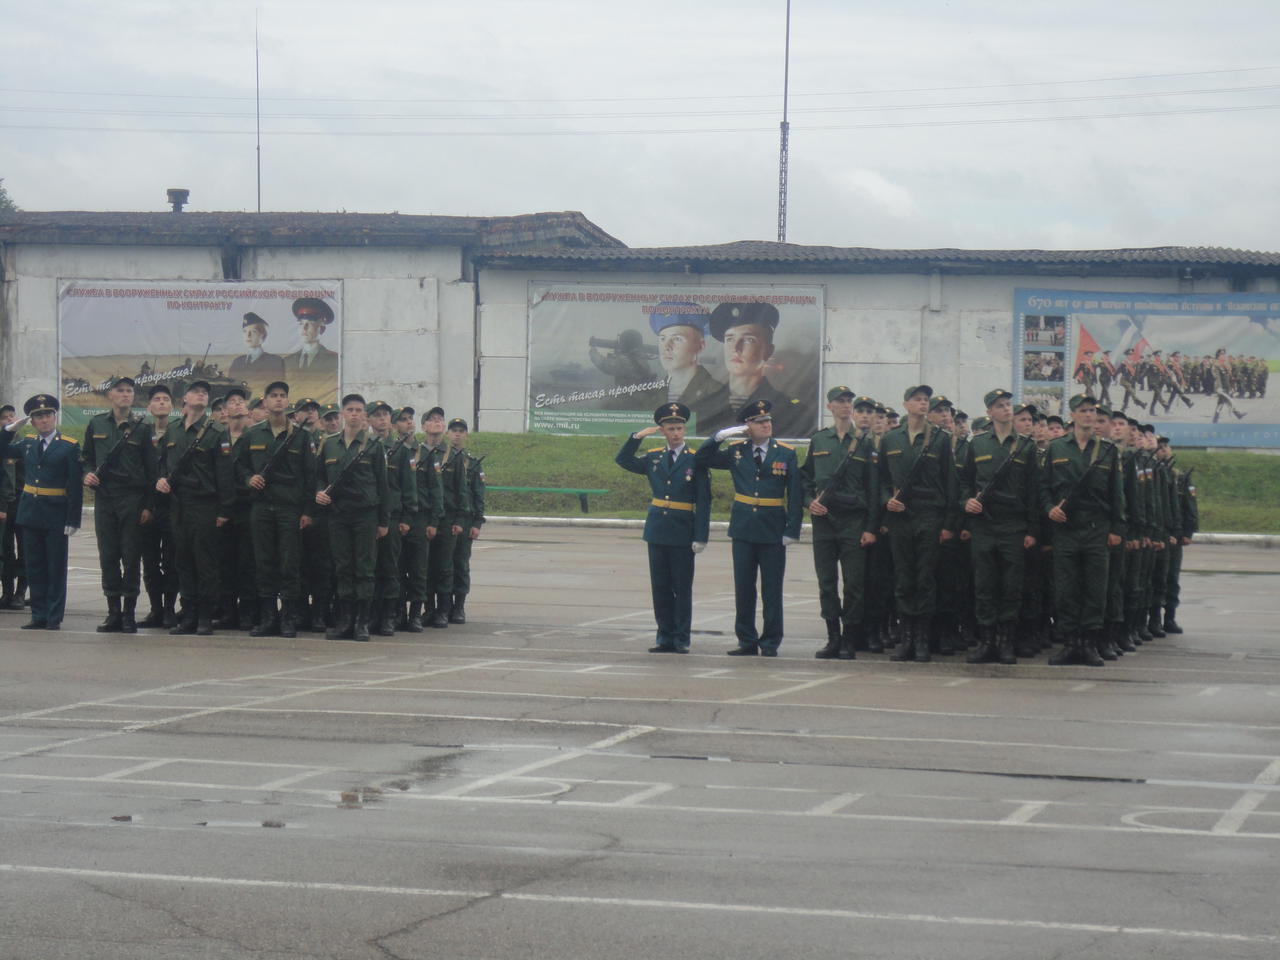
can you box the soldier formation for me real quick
[1083,347,1264,420]
[0,379,485,641]
[618,386,1198,665]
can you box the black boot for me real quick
[889,616,915,662]
[139,591,164,628]
[212,596,237,631]
[1113,620,1136,653]
[1080,630,1106,667]
[396,601,409,630]
[0,576,14,609]
[864,620,884,654]
[1162,607,1183,634]
[837,623,858,660]
[405,601,424,633]
[1048,633,1079,666]
[1136,609,1154,643]
[933,614,955,656]
[815,619,842,659]
[169,600,198,635]
[1147,607,1166,638]
[914,616,932,663]
[353,600,372,642]
[967,625,997,664]
[196,601,215,637]
[372,599,396,637]
[97,597,124,633]
[162,593,178,629]
[326,600,352,641]
[449,594,466,624]
[13,576,28,608]
[121,597,138,634]
[1014,620,1038,659]
[429,593,450,628]
[251,598,279,637]
[1127,610,1144,647]
[278,599,298,639]
[996,623,1017,665]
[1095,625,1119,661]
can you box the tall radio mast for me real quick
[776,0,792,242]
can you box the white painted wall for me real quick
[1,243,476,422]
[476,267,1226,430]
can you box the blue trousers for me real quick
[23,526,69,626]
[732,539,786,651]
[647,543,695,650]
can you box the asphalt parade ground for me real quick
[2,523,1279,959]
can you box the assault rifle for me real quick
[1055,440,1117,518]
[257,423,303,486]
[809,432,863,508]
[973,435,1033,508]
[91,415,141,491]
[162,416,215,486]
[891,425,942,507]
[320,429,378,502]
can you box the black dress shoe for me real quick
[20,620,47,630]
[726,646,759,656]
[648,645,677,653]
[760,648,778,657]
[674,646,690,654]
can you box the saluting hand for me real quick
[635,425,663,439]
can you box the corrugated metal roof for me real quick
[475,239,1280,268]
[0,210,625,250]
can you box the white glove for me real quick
[781,536,796,547]
[64,526,79,537]
[713,425,749,441]
[691,542,706,554]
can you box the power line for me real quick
[4,100,1278,139]
[2,64,1280,106]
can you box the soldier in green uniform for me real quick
[878,385,958,663]
[0,403,25,611]
[1040,394,1124,666]
[236,380,315,638]
[929,394,967,654]
[615,402,711,652]
[156,380,233,636]
[697,399,803,656]
[214,386,256,631]
[959,389,1038,664]
[445,419,486,624]
[315,394,388,642]
[138,384,178,627]
[1162,439,1197,633]
[1146,433,1178,640]
[422,407,472,628]
[1,394,84,630]
[81,376,156,633]
[1105,409,1140,656]
[800,387,881,660]
[863,400,896,652]
[298,399,334,631]
[1089,406,1126,660]
[397,408,443,632]
[368,400,414,636]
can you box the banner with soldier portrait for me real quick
[527,282,825,438]
[58,280,343,429]
[1015,287,1279,447]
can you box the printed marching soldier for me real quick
[1040,394,1124,666]
[81,376,155,633]
[445,418,486,624]
[696,399,803,656]
[959,389,1039,664]
[800,387,881,660]
[615,402,711,653]
[156,379,233,636]
[315,394,388,642]
[0,394,84,630]
[878,385,959,663]
[236,380,315,638]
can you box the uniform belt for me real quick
[651,498,694,512]
[23,484,66,497]
[734,494,784,507]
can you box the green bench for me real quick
[486,486,609,514]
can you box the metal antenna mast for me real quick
[257,9,264,213]
[776,0,792,242]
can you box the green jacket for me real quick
[799,425,882,535]
[81,411,156,499]
[432,443,474,526]
[409,442,445,528]
[234,419,316,512]
[160,414,233,513]
[376,432,415,520]
[462,450,487,529]
[1038,435,1124,538]
[316,429,389,525]
[877,422,959,528]
[958,429,1038,531]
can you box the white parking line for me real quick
[1,864,1276,945]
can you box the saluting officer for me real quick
[615,402,711,653]
[315,394,388,642]
[235,380,315,638]
[445,418,486,625]
[0,394,84,630]
[800,387,881,660]
[697,399,803,656]
[368,400,414,637]
[156,379,233,636]
[959,389,1038,664]
[1040,394,1124,666]
[82,376,156,633]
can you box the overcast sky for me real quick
[4,0,1279,251]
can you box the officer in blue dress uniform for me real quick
[0,394,84,630]
[696,399,803,656]
[615,402,712,653]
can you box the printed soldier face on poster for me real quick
[528,283,824,437]
[58,280,342,429]
[1015,288,1279,447]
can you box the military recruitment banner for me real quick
[527,282,825,438]
[58,280,343,429]
[1014,287,1278,448]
